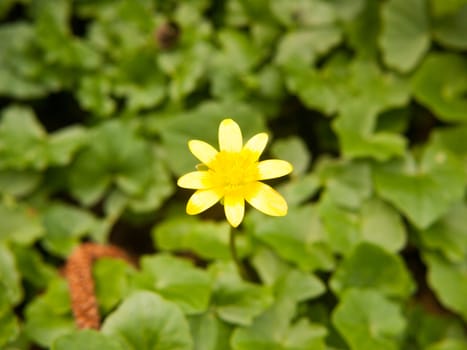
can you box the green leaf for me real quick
[11,244,56,289]
[0,170,42,197]
[328,0,365,21]
[248,205,334,271]
[332,288,406,350]
[275,27,341,68]
[345,0,380,58]
[379,0,430,72]
[231,293,327,350]
[0,105,48,170]
[0,23,54,98]
[423,252,467,322]
[153,216,249,260]
[373,146,465,229]
[24,278,74,348]
[0,201,43,245]
[0,287,19,348]
[333,107,407,161]
[418,203,467,263]
[189,313,232,350]
[52,330,124,350]
[405,306,467,349]
[69,121,153,206]
[360,197,406,253]
[412,53,467,122]
[427,339,467,350]
[216,30,262,72]
[318,195,361,256]
[102,291,193,350]
[113,51,167,111]
[126,157,174,213]
[317,159,372,209]
[330,243,415,299]
[430,0,467,16]
[0,243,22,306]
[209,261,273,326]
[275,269,326,302]
[42,203,98,257]
[47,126,87,166]
[252,248,326,303]
[77,75,116,116]
[433,5,467,49]
[94,258,135,315]
[136,254,211,314]
[233,317,327,350]
[276,173,320,207]
[431,125,467,157]
[271,136,311,177]
[270,0,336,27]
[285,55,347,115]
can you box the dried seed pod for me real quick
[65,243,134,329]
[155,21,180,50]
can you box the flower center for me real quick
[209,150,259,194]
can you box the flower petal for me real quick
[243,133,268,160]
[224,195,245,228]
[257,160,293,180]
[219,119,243,152]
[189,140,218,165]
[186,189,222,215]
[177,171,212,189]
[245,182,288,216]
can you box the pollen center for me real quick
[209,150,259,194]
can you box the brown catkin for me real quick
[64,243,133,330]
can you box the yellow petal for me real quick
[224,195,245,228]
[177,171,212,189]
[186,189,222,215]
[189,140,218,165]
[257,160,293,180]
[243,133,268,160]
[219,119,242,152]
[245,182,288,216]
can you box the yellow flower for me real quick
[177,118,293,227]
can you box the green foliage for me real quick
[1,0,467,349]
[102,291,193,350]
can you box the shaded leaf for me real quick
[52,329,124,350]
[418,203,467,263]
[271,136,310,177]
[248,205,334,271]
[360,197,406,252]
[380,0,430,72]
[102,291,193,350]
[0,243,22,306]
[0,201,43,245]
[0,106,47,170]
[412,53,467,122]
[24,278,74,348]
[93,258,135,315]
[332,288,406,350]
[0,287,19,348]
[209,262,273,326]
[424,252,467,322]
[189,313,232,350]
[153,216,249,260]
[330,243,415,299]
[42,203,98,257]
[373,146,465,229]
[136,254,211,314]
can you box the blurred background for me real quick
[0,0,467,349]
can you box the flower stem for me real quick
[229,227,248,280]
